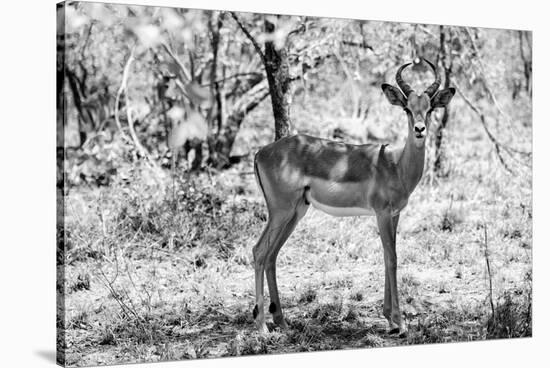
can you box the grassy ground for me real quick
[59,119,532,366]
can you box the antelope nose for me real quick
[414,124,426,134]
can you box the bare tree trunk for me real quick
[206,11,224,168]
[230,12,293,142]
[264,17,292,141]
[211,82,269,168]
[66,68,94,146]
[209,11,224,136]
[206,12,293,168]
[56,4,67,366]
[518,30,532,97]
[434,26,453,176]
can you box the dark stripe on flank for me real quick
[283,135,380,183]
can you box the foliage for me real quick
[60,3,531,183]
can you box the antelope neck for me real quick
[396,131,425,194]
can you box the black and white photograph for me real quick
[55,1,533,366]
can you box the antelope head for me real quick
[382,58,456,148]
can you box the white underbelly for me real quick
[306,192,375,217]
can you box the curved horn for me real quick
[423,58,441,98]
[395,62,413,97]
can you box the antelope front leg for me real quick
[253,258,269,333]
[382,251,395,330]
[376,211,407,337]
[265,216,294,329]
[265,203,308,329]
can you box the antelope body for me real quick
[251,58,455,336]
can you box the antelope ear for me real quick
[382,84,407,107]
[431,87,456,108]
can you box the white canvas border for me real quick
[0,0,546,367]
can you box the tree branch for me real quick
[462,27,520,134]
[333,48,361,119]
[342,40,374,52]
[287,20,308,39]
[453,82,514,174]
[234,80,270,114]
[114,49,134,143]
[116,47,157,168]
[199,72,264,87]
[229,12,265,62]
[161,41,192,82]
